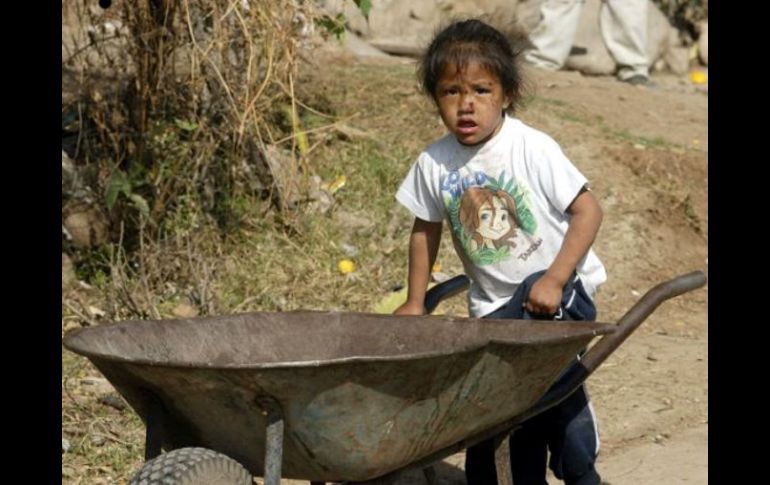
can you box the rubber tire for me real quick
[129,447,253,485]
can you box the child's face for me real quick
[435,62,510,146]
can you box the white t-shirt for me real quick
[396,115,606,317]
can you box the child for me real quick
[393,19,607,485]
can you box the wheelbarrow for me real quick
[63,271,706,484]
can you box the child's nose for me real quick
[459,94,474,111]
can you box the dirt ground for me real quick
[62,50,707,483]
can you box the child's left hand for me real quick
[525,274,563,316]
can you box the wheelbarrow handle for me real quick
[424,275,470,314]
[423,270,706,421]
[580,270,707,373]
[519,270,707,423]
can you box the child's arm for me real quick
[394,217,443,315]
[526,187,603,315]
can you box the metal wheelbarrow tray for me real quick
[63,271,706,484]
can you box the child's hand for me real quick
[525,274,563,316]
[393,300,427,316]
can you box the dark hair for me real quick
[418,19,530,114]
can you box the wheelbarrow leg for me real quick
[257,396,284,485]
[493,432,514,485]
[144,392,166,461]
[422,465,437,484]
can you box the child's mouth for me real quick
[457,120,478,134]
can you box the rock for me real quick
[645,0,675,68]
[62,252,77,288]
[88,306,106,318]
[564,0,616,75]
[307,187,334,215]
[305,173,335,214]
[62,150,75,187]
[367,39,424,57]
[663,46,690,75]
[172,302,198,318]
[81,376,115,394]
[62,152,97,207]
[63,204,109,248]
[78,280,94,291]
[319,0,520,55]
[516,0,544,33]
[562,0,676,76]
[342,31,392,59]
[62,152,110,249]
[261,144,302,209]
[62,438,71,453]
[98,393,127,411]
[340,242,359,257]
[697,21,708,65]
[431,271,451,283]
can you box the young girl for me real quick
[393,19,607,485]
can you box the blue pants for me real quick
[465,271,602,485]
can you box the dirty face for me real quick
[435,61,510,146]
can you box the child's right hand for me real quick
[393,300,426,316]
[526,273,564,316]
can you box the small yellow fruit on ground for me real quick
[337,259,356,274]
[689,71,707,85]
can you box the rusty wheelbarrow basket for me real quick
[63,271,706,484]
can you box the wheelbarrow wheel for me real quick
[129,447,252,485]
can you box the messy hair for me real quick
[418,18,531,114]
